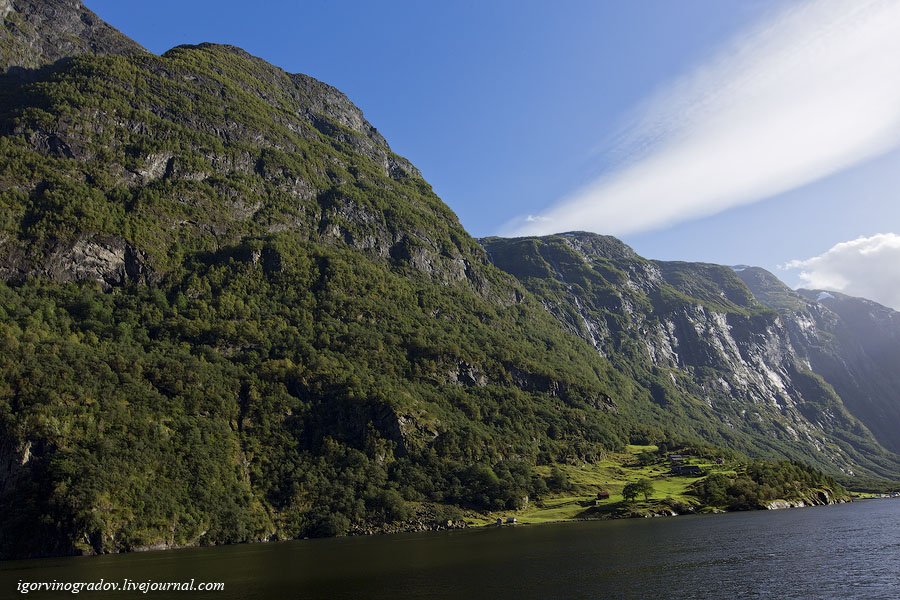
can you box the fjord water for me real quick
[3,501,898,599]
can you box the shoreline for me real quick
[5,495,883,564]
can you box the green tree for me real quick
[623,478,654,503]
[548,466,571,492]
[637,451,656,466]
[622,482,639,503]
[636,478,654,501]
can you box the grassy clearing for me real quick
[850,491,881,500]
[476,445,736,525]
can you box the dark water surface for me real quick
[2,500,899,599]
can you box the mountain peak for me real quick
[481,231,640,262]
[1,0,145,74]
[554,231,640,261]
[732,265,804,312]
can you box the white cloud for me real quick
[505,0,900,236]
[782,233,900,310]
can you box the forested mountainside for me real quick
[0,0,672,558]
[0,0,895,559]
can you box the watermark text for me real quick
[16,578,224,594]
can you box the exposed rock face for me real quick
[764,489,843,510]
[447,361,487,387]
[736,267,900,454]
[0,437,30,496]
[50,235,150,288]
[0,235,150,288]
[1,0,145,74]
[0,436,74,558]
[765,499,805,510]
[289,72,421,180]
[482,233,899,478]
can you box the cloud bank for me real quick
[506,0,900,236]
[782,233,900,310]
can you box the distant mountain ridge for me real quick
[733,267,900,454]
[482,233,900,479]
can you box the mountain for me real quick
[0,0,655,559]
[0,1,895,560]
[481,233,900,478]
[734,267,900,454]
[1,0,143,75]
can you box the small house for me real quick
[506,517,518,524]
[596,490,610,500]
[668,454,685,464]
[495,517,504,526]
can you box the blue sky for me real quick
[85,0,900,307]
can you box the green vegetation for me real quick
[693,461,849,510]
[474,445,848,526]
[0,236,639,557]
[0,44,644,558]
[623,479,653,502]
[0,8,890,561]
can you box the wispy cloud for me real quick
[782,233,900,310]
[505,0,900,236]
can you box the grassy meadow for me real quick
[471,445,735,526]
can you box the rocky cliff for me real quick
[735,267,900,454]
[482,233,900,479]
[1,0,144,75]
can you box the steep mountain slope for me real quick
[0,2,655,559]
[735,267,900,453]
[481,233,900,479]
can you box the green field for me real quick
[471,445,733,525]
